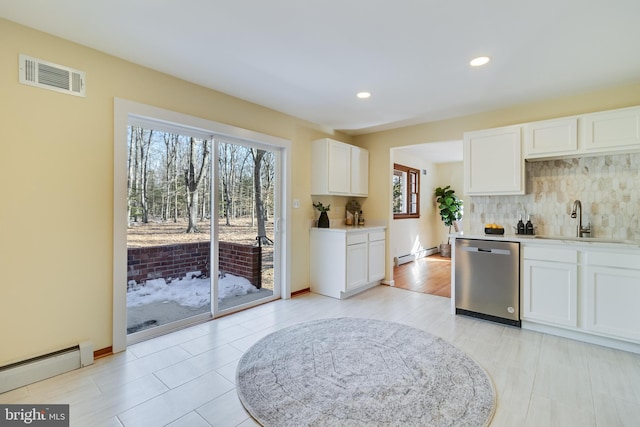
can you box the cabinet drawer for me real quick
[369,231,385,242]
[586,251,640,269]
[347,233,368,245]
[523,246,578,263]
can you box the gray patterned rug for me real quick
[236,318,496,427]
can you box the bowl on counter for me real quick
[484,227,505,235]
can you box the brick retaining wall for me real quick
[127,241,261,287]
[218,241,261,288]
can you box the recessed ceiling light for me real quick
[470,56,491,67]
[356,92,371,99]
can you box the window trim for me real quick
[393,163,420,219]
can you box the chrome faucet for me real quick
[570,200,591,238]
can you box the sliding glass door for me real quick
[214,139,281,313]
[119,110,284,345]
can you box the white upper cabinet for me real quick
[350,145,369,196]
[582,106,640,153]
[326,139,351,194]
[524,117,579,159]
[311,138,369,196]
[523,105,640,160]
[463,125,525,195]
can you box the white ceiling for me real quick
[2,1,640,135]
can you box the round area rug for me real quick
[236,318,496,427]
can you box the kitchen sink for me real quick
[534,235,639,245]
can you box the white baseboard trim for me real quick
[0,341,93,393]
[522,321,640,354]
[394,247,438,266]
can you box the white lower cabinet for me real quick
[584,252,640,342]
[346,234,368,290]
[522,246,578,327]
[310,227,386,299]
[368,231,386,282]
[522,243,640,348]
[523,259,578,327]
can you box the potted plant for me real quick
[434,186,463,257]
[313,202,331,228]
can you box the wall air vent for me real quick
[19,54,86,97]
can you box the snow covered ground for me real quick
[127,272,259,308]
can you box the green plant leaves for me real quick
[313,202,330,212]
[434,185,463,227]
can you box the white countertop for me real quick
[450,232,640,249]
[311,225,386,233]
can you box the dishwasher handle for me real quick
[461,246,512,256]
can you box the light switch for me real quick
[293,199,300,208]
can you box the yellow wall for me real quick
[433,162,465,245]
[3,16,640,366]
[389,150,438,259]
[354,82,640,281]
[0,19,351,365]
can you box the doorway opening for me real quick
[389,142,462,298]
[392,255,451,297]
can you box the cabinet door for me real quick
[346,243,368,290]
[309,229,348,299]
[582,106,640,152]
[464,125,524,195]
[328,140,351,194]
[350,146,369,196]
[368,238,385,282]
[584,266,640,342]
[524,117,578,159]
[522,259,578,327]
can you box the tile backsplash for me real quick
[466,153,640,241]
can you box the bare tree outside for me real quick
[162,133,179,222]
[126,127,276,238]
[252,148,272,245]
[219,143,241,226]
[126,126,277,333]
[184,137,209,233]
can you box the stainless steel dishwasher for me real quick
[455,238,520,326]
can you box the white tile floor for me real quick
[2,286,640,426]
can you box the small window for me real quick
[393,163,420,219]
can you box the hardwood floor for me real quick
[2,287,639,426]
[393,253,452,297]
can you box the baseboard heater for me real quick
[394,247,438,266]
[0,341,93,394]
